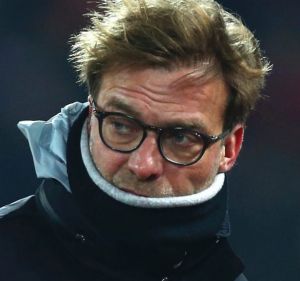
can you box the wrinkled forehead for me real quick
[96,58,223,96]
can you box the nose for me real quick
[127,133,164,181]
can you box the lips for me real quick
[119,187,150,197]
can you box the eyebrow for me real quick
[163,120,209,135]
[101,97,143,118]
[99,97,210,134]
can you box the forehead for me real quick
[97,66,229,133]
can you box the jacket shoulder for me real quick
[0,195,50,260]
[0,196,63,280]
[235,273,248,281]
[0,195,44,238]
[0,195,95,281]
[0,195,36,219]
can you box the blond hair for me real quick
[70,0,271,129]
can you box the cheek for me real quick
[95,148,128,181]
[187,165,213,186]
[168,164,210,185]
[165,147,222,191]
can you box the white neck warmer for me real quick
[80,119,225,209]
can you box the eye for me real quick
[110,119,138,136]
[161,129,205,163]
[165,129,200,148]
[112,120,131,134]
[172,132,190,145]
[105,115,141,137]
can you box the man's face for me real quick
[89,67,234,197]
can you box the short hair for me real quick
[70,0,271,130]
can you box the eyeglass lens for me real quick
[160,129,204,163]
[102,114,144,150]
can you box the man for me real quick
[0,0,270,280]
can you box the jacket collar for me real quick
[17,102,88,192]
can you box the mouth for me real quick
[119,187,150,197]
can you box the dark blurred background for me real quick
[0,0,299,280]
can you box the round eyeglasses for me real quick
[92,104,229,166]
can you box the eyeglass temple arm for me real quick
[209,129,231,143]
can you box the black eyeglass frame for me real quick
[92,103,229,166]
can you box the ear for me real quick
[87,95,93,132]
[218,124,244,173]
[88,95,93,111]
